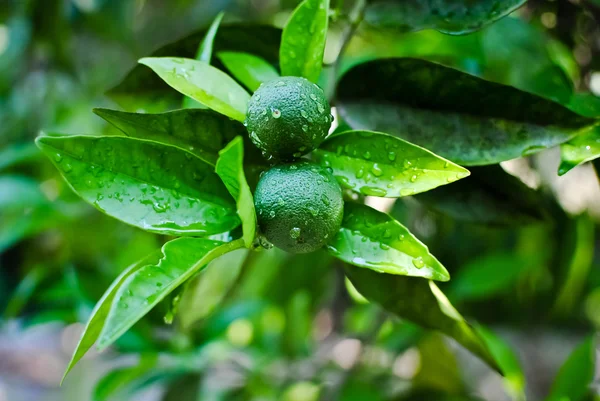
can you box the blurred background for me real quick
[1,0,600,400]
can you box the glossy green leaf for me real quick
[196,12,224,63]
[559,126,600,175]
[98,237,245,349]
[108,25,281,112]
[178,248,249,329]
[62,252,161,382]
[217,51,280,92]
[93,108,245,165]
[280,0,329,82]
[337,58,596,165]
[139,57,250,122]
[313,130,469,197]
[215,137,257,247]
[328,202,450,281]
[450,252,542,301]
[475,325,525,397]
[415,165,549,225]
[364,0,526,35]
[345,264,501,372]
[36,134,239,236]
[546,336,596,401]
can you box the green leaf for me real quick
[3,265,48,318]
[280,0,329,82]
[178,248,249,329]
[364,0,526,35]
[196,12,224,63]
[93,108,246,165]
[450,252,542,301]
[217,51,280,92]
[36,134,239,236]
[109,25,281,111]
[313,130,469,197]
[139,57,250,122]
[413,333,464,394]
[546,336,596,401]
[62,252,161,382]
[215,137,257,248]
[98,237,245,349]
[0,175,67,252]
[559,126,600,175]
[182,12,225,109]
[337,58,596,165]
[94,354,158,401]
[414,165,549,225]
[345,265,501,372]
[0,142,40,171]
[328,202,450,281]
[475,325,525,398]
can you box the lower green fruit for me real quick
[254,161,344,254]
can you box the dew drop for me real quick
[310,94,317,101]
[388,151,396,161]
[272,109,281,119]
[54,153,63,163]
[363,151,371,160]
[410,175,417,183]
[300,110,308,119]
[371,164,383,177]
[412,256,425,269]
[290,227,301,239]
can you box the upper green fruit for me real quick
[245,77,333,162]
[254,161,344,254]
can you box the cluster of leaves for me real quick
[3,0,600,400]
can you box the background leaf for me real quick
[181,11,224,109]
[559,126,600,175]
[215,137,257,247]
[280,0,329,83]
[98,237,245,349]
[475,325,525,398]
[545,336,596,401]
[178,248,249,329]
[414,165,549,225]
[93,354,158,401]
[345,265,501,372]
[313,130,469,197]
[94,108,246,165]
[328,202,450,281]
[109,25,281,111]
[337,58,596,165]
[139,57,250,122]
[36,135,239,236]
[195,11,224,63]
[218,51,280,92]
[63,252,161,381]
[364,0,526,35]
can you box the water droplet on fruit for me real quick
[290,227,301,239]
[302,125,308,132]
[310,94,317,101]
[300,110,308,119]
[272,109,281,118]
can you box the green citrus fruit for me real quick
[254,161,344,254]
[245,76,333,162]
